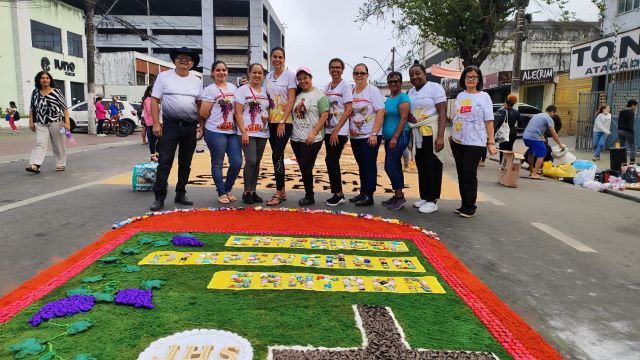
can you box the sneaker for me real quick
[418,202,438,214]
[386,196,406,211]
[325,194,346,206]
[454,207,463,214]
[413,199,427,208]
[381,195,396,206]
[458,209,476,218]
[349,194,365,203]
[298,197,315,206]
[354,195,374,206]
[252,192,263,203]
[242,192,255,204]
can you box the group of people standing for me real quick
[593,99,637,164]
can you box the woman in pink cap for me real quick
[291,66,329,206]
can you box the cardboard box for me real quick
[498,151,524,188]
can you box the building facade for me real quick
[0,0,86,127]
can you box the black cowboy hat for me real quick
[169,47,200,69]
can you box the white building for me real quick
[602,0,640,35]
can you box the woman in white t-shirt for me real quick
[265,47,297,206]
[291,66,330,206]
[198,60,241,204]
[323,58,353,206]
[450,66,497,218]
[235,63,270,205]
[348,63,385,206]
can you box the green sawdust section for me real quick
[0,233,512,360]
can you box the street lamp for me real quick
[363,56,387,76]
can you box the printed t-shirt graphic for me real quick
[151,69,202,122]
[235,85,270,138]
[349,84,385,139]
[201,82,238,134]
[265,69,297,124]
[408,83,446,137]
[324,80,353,136]
[450,91,494,146]
[292,87,330,143]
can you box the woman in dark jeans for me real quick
[496,94,520,162]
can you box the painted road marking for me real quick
[530,222,597,253]
[0,180,104,214]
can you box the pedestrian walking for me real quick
[407,63,447,214]
[495,95,520,162]
[95,97,107,137]
[617,99,637,164]
[381,71,410,211]
[235,63,270,204]
[450,66,497,218]
[199,60,241,204]
[141,86,158,161]
[348,63,385,206]
[592,104,611,161]
[265,47,297,206]
[25,71,70,174]
[290,66,329,206]
[523,105,566,179]
[5,101,19,134]
[323,58,353,206]
[149,47,202,211]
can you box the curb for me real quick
[603,188,640,203]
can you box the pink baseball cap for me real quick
[295,66,313,77]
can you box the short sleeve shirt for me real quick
[407,82,446,137]
[201,82,238,134]
[95,101,107,120]
[383,93,410,140]
[235,85,270,139]
[450,91,494,146]
[324,80,353,136]
[29,88,67,124]
[349,84,385,139]
[151,69,202,123]
[265,69,297,124]
[291,87,329,143]
[523,112,555,140]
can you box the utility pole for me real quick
[391,47,396,72]
[86,0,97,135]
[511,0,527,100]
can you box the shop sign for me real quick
[498,71,512,86]
[570,26,640,79]
[484,73,498,89]
[41,56,76,76]
[521,68,554,84]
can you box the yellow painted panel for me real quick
[225,235,409,252]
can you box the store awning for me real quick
[431,65,462,79]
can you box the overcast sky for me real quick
[268,0,600,84]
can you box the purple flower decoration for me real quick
[29,295,95,327]
[114,288,155,309]
[171,234,204,247]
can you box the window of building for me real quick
[67,32,83,57]
[618,0,640,13]
[70,82,85,105]
[31,20,62,53]
[137,71,147,86]
[54,80,66,98]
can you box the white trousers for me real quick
[29,122,66,167]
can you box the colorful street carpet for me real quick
[0,208,561,360]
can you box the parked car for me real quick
[492,102,541,136]
[68,100,138,133]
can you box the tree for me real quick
[357,0,600,68]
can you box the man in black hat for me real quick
[149,47,203,211]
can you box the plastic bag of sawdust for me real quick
[543,161,576,179]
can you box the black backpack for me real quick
[622,167,638,184]
[13,111,20,121]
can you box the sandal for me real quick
[56,166,65,172]
[218,194,231,204]
[26,164,41,174]
[226,193,237,202]
[266,194,286,206]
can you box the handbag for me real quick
[494,109,510,144]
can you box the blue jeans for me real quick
[351,136,382,197]
[592,131,608,158]
[384,131,409,190]
[204,129,242,196]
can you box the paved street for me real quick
[0,129,638,359]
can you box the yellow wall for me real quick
[555,73,593,135]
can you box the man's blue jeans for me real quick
[204,129,242,196]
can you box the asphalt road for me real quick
[0,140,638,360]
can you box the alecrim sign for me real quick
[570,26,640,79]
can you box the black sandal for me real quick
[266,194,286,206]
[25,164,41,174]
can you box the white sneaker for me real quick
[413,199,427,208]
[418,202,438,213]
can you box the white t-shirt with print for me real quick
[324,80,353,136]
[201,82,237,134]
[408,82,446,137]
[151,69,202,122]
[265,69,297,124]
[349,84,385,139]
[235,84,270,139]
[292,87,329,143]
[450,91,494,146]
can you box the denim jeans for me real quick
[592,131,608,158]
[384,131,409,190]
[351,136,382,197]
[204,129,242,196]
[618,130,636,162]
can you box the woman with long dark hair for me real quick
[141,85,158,161]
[26,71,70,174]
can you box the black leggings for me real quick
[291,140,323,198]
[324,134,348,194]
[450,140,486,212]
[269,123,293,191]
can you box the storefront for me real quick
[482,68,555,109]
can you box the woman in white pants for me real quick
[26,71,70,174]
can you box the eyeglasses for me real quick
[465,76,479,80]
[176,55,193,62]
[387,80,401,84]
[353,72,368,76]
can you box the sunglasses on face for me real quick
[353,72,368,76]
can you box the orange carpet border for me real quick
[0,208,561,360]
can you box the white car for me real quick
[68,100,138,133]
